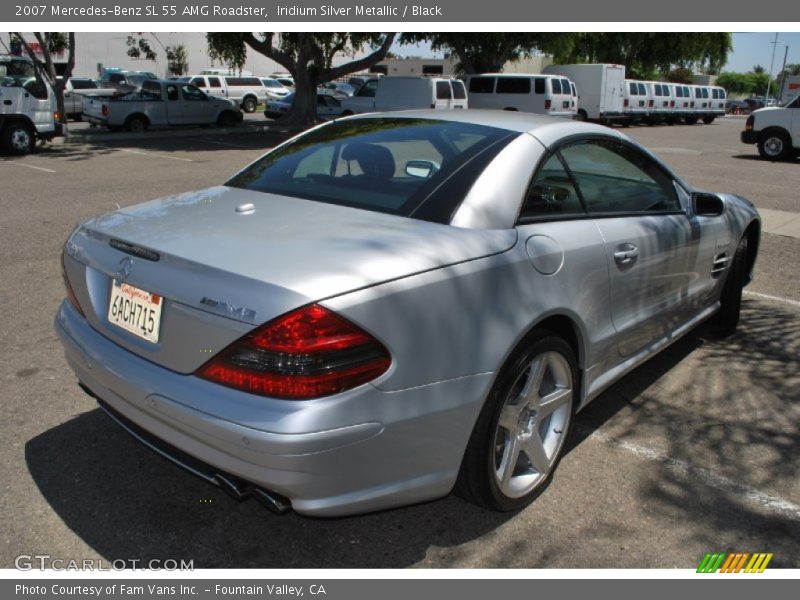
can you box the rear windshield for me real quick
[226,118,516,219]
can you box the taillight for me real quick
[623,98,629,107]
[545,99,552,110]
[745,115,754,131]
[648,99,654,108]
[197,304,391,400]
[102,104,109,117]
[670,100,675,108]
[61,251,84,317]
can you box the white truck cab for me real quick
[741,94,800,160]
[0,55,58,155]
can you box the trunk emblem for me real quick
[114,256,133,282]
[235,202,255,214]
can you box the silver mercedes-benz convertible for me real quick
[56,110,760,516]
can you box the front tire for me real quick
[758,130,792,161]
[713,236,748,337]
[456,333,577,511]
[2,122,35,155]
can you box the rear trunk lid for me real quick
[65,186,516,373]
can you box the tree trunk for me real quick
[281,51,318,128]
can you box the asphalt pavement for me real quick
[1,115,797,569]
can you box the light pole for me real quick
[777,45,789,102]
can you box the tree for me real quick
[10,33,76,137]
[400,33,580,74]
[165,44,189,77]
[207,33,396,127]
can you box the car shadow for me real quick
[731,153,800,163]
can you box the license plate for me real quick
[107,280,163,343]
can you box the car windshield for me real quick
[262,79,283,88]
[226,118,516,218]
[0,58,36,86]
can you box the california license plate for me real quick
[107,280,163,343]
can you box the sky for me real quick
[397,32,800,75]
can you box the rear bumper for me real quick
[54,300,491,516]
[741,130,759,144]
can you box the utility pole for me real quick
[778,45,789,101]
[765,33,778,102]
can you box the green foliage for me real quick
[126,34,157,61]
[165,44,189,76]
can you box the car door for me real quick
[317,94,342,117]
[789,95,800,147]
[558,137,714,357]
[179,84,216,124]
[164,83,182,125]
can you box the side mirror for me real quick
[405,160,440,179]
[693,192,725,217]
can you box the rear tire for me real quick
[713,236,748,337]
[758,130,792,161]
[2,122,35,155]
[702,116,715,124]
[685,116,699,125]
[241,97,257,113]
[456,332,577,511]
[125,116,148,133]
[217,111,238,128]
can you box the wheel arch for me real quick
[0,114,37,135]
[743,219,761,286]
[125,112,150,126]
[759,126,791,142]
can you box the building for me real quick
[370,55,554,78]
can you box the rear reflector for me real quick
[197,304,391,399]
[545,99,552,109]
[623,99,629,107]
[648,99,654,107]
[61,251,84,317]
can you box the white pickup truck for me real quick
[0,55,59,155]
[61,78,116,120]
[83,79,242,132]
[741,95,800,160]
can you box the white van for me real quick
[622,79,649,122]
[645,81,677,123]
[188,74,268,112]
[340,77,468,114]
[464,73,575,118]
[673,83,693,120]
[709,86,727,120]
[0,55,58,155]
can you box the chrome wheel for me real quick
[762,136,783,157]
[492,350,573,498]
[10,127,32,153]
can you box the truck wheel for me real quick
[685,116,699,125]
[125,116,148,133]
[702,116,715,124]
[758,130,792,161]
[576,109,588,121]
[242,97,257,113]
[2,122,35,155]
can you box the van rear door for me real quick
[451,79,467,109]
[434,80,452,109]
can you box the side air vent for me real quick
[711,253,730,278]
[109,239,160,261]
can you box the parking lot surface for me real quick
[1,116,798,568]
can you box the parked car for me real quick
[319,82,356,98]
[264,92,343,120]
[99,69,158,93]
[726,99,751,114]
[82,79,242,131]
[465,73,576,118]
[56,110,760,517]
[188,74,269,112]
[259,77,291,99]
[60,77,117,120]
[0,55,59,155]
[741,94,800,160]
[341,77,468,114]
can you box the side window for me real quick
[534,78,545,94]
[519,154,585,221]
[23,77,48,100]
[496,77,531,94]
[560,79,571,94]
[559,139,681,215]
[452,80,467,100]
[637,82,646,95]
[357,79,378,97]
[551,78,562,94]
[629,82,638,95]
[468,77,495,93]
[190,77,205,87]
[166,85,179,101]
[435,81,452,100]
[181,85,207,101]
[208,77,221,88]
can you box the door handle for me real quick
[614,245,639,264]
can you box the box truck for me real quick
[543,63,626,123]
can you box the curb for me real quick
[58,121,301,145]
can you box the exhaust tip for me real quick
[213,473,251,501]
[252,487,292,515]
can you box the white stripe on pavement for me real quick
[114,148,194,162]
[588,429,800,522]
[0,159,56,173]
[744,291,800,307]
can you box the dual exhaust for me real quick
[212,472,292,515]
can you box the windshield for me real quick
[226,117,516,219]
[0,57,36,86]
